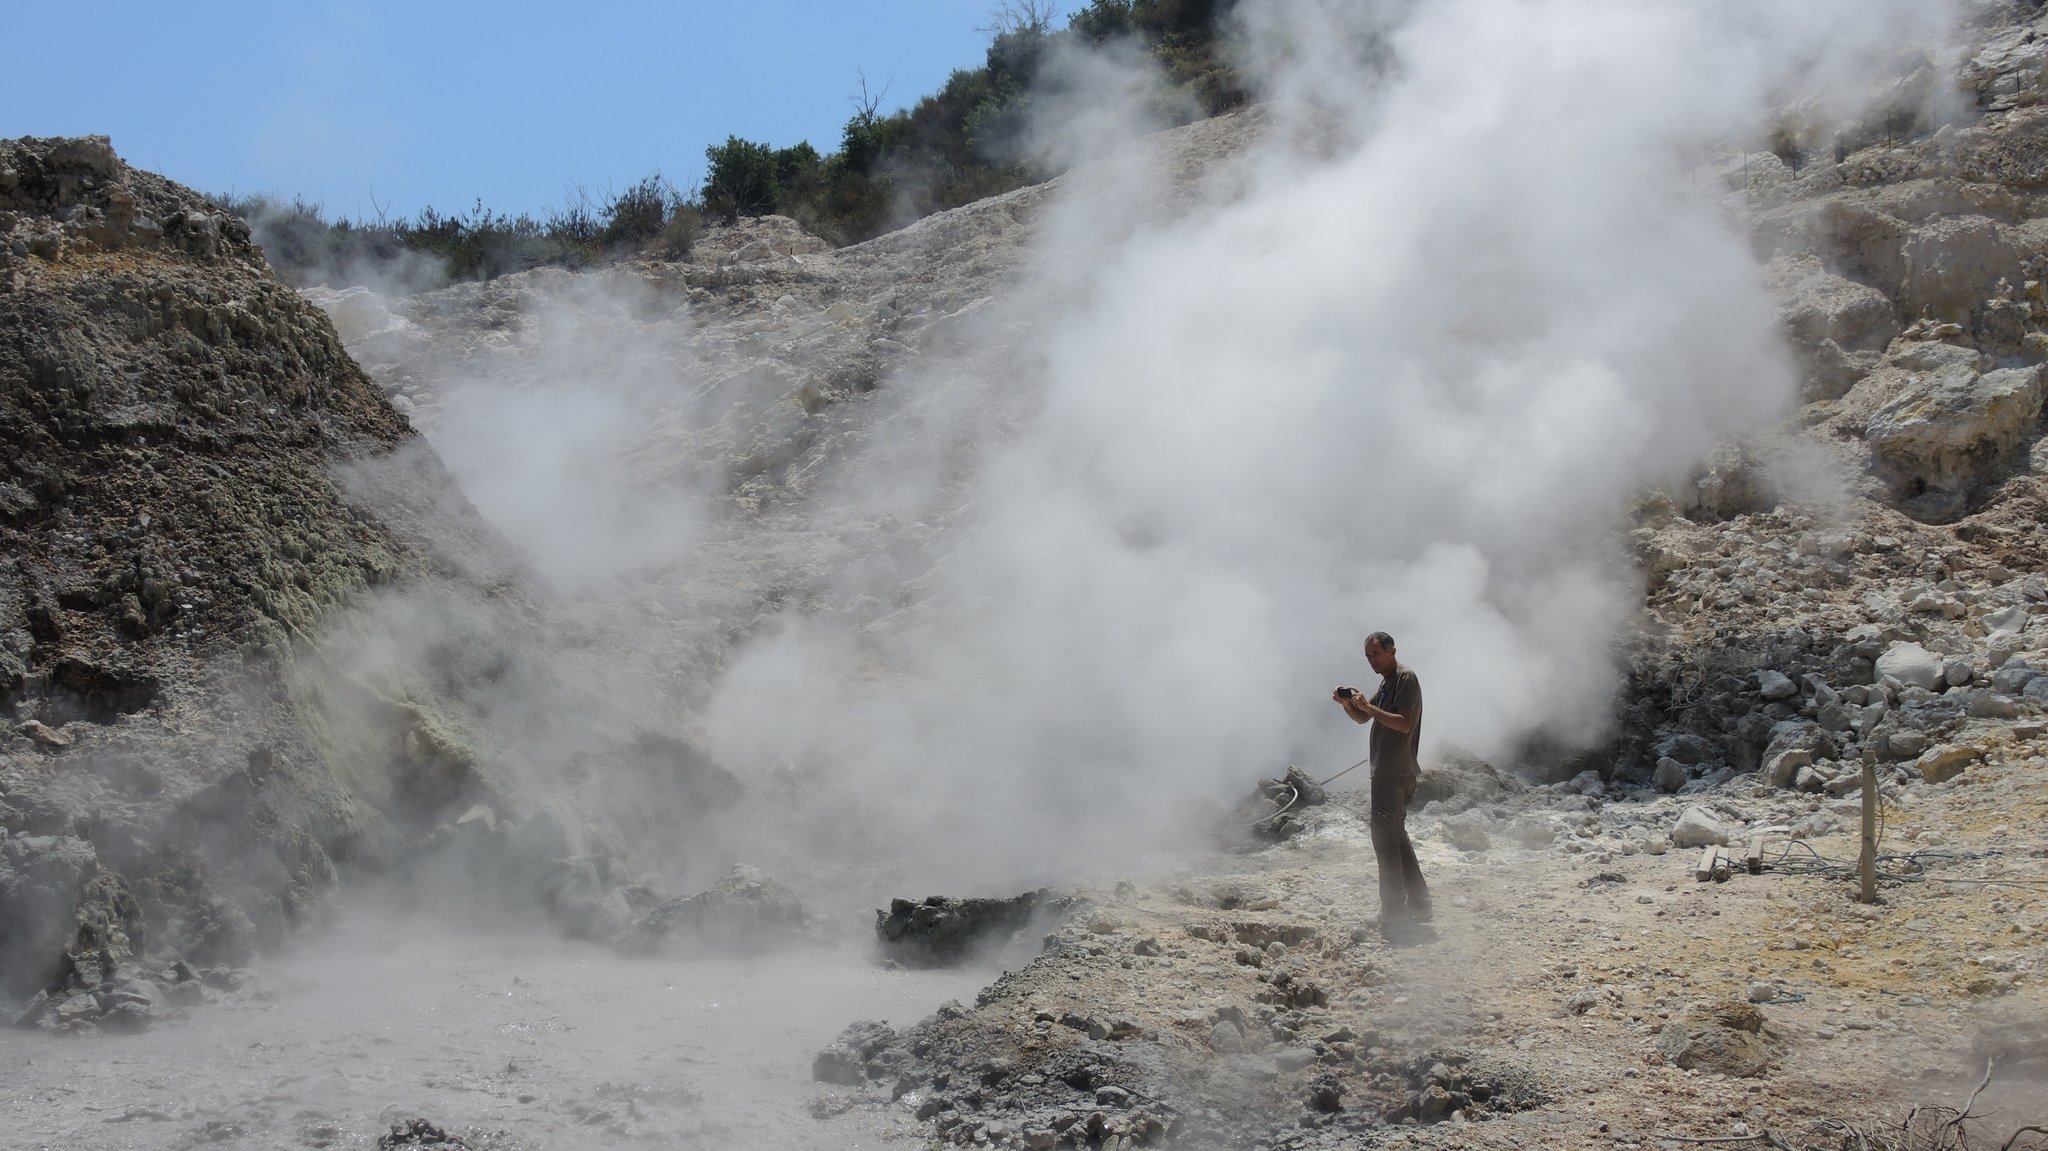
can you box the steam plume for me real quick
[694,0,1962,885]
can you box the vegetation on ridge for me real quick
[223,0,1241,289]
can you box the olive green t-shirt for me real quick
[1369,665,1423,780]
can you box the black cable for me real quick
[1239,756,1371,828]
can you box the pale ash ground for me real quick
[0,921,993,1150]
[928,752,2048,1149]
[5,754,2040,1150]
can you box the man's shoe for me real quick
[1408,902,1434,924]
[1351,911,1396,942]
[1380,917,1433,945]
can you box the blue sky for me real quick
[2,1,1077,220]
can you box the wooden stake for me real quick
[1696,845,1719,882]
[1858,760,1879,904]
[1745,835,1764,875]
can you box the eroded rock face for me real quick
[1866,355,2044,519]
[1899,215,2023,324]
[0,832,141,999]
[0,134,524,994]
[1769,257,1898,399]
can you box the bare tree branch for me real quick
[1999,1125,2048,1151]
[981,0,1060,37]
[1948,1059,1999,1139]
[848,67,891,125]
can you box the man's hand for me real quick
[1334,686,1372,725]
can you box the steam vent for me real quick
[5,2,2048,1149]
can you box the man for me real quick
[1333,631,1431,931]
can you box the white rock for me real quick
[1944,660,1976,688]
[1867,363,2045,497]
[1792,811,1844,839]
[1439,816,1491,853]
[1983,605,2029,636]
[1671,807,1729,848]
[1763,747,1814,789]
[1775,258,1896,349]
[1887,729,1929,759]
[1899,216,2020,323]
[1802,674,1839,707]
[1988,633,2023,669]
[1875,643,1945,691]
[1758,670,1798,700]
[1510,815,1559,849]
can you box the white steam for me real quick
[425,273,716,593]
[328,0,1966,894]
[693,0,1959,885]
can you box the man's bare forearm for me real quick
[1360,701,1413,734]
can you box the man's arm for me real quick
[1358,698,1414,734]
[1374,672,1420,734]
[1336,676,1416,733]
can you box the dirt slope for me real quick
[0,135,520,1000]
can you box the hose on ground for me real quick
[1241,755,1372,827]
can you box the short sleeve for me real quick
[1392,671,1421,719]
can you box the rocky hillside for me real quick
[299,105,1274,731]
[314,45,2048,810]
[264,7,2048,1147]
[4,4,2048,1141]
[1619,7,2048,798]
[0,135,535,1004]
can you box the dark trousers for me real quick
[1370,771,1431,918]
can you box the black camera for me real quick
[1337,686,1359,699]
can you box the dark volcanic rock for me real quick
[876,891,1047,966]
[379,1117,468,1148]
[813,1019,901,1085]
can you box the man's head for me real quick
[1364,631,1398,675]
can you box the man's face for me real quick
[1365,639,1395,676]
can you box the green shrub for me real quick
[653,202,701,259]
[222,0,1242,281]
[704,136,781,221]
[218,180,699,287]
[600,174,692,254]
[1073,0,1245,112]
